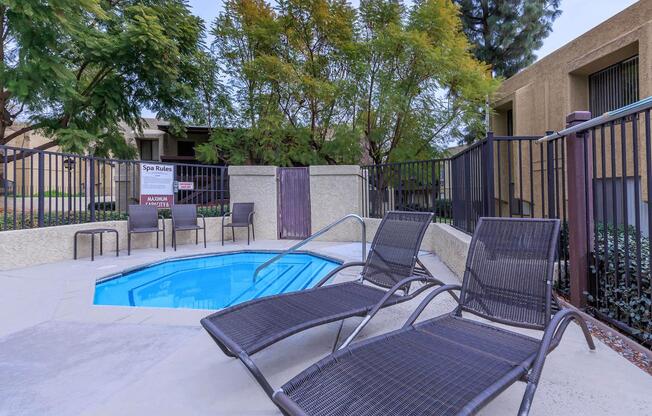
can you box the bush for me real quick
[589,222,652,344]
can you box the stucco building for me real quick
[489,0,652,228]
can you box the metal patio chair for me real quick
[127,205,165,255]
[201,211,445,399]
[272,217,596,416]
[221,202,255,245]
[171,204,206,250]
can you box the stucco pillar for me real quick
[309,165,363,241]
[228,165,278,240]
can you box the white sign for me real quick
[140,163,174,208]
[177,181,194,191]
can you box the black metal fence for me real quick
[361,159,452,223]
[0,145,229,231]
[361,97,652,346]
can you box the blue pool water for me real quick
[93,252,340,310]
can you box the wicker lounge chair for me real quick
[221,202,255,245]
[127,205,165,255]
[171,204,206,250]
[272,217,596,416]
[201,211,445,398]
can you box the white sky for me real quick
[141,0,640,117]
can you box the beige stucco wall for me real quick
[228,165,278,240]
[0,217,225,270]
[491,1,652,210]
[309,165,364,241]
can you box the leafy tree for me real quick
[355,0,498,164]
[0,0,204,157]
[454,0,561,78]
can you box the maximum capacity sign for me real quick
[140,163,174,208]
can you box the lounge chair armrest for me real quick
[517,308,595,416]
[198,213,206,228]
[248,211,255,224]
[159,215,166,231]
[402,284,462,328]
[338,275,442,350]
[222,212,231,227]
[315,261,367,287]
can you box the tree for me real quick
[0,0,204,157]
[454,0,561,78]
[355,0,498,164]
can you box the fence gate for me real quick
[277,167,311,239]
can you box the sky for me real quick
[143,0,640,117]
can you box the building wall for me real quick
[491,0,652,211]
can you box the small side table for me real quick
[74,228,119,261]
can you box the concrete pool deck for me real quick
[1,240,651,415]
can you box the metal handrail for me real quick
[538,95,652,143]
[253,214,366,280]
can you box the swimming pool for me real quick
[93,252,341,310]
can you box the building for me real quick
[491,0,650,135]
[489,0,652,228]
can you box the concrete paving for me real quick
[0,240,651,415]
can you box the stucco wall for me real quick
[228,165,278,240]
[309,165,364,241]
[0,217,225,270]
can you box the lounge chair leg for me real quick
[156,232,159,249]
[128,233,131,255]
[221,225,224,246]
[518,382,538,416]
[232,227,235,243]
[332,319,345,352]
[252,223,255,241]
[173,230,177,251]
[196,229,198,245]
[203,227,206,248]
[247,226,250,245]
[162,231,166,252]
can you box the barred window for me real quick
[589,55,639,116]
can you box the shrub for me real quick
[589,222,652,344]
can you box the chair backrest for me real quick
[458,217,560,330]
[128,205,159,230]
[361,211,433,290]
[172,204,197,227]
[231,202,254,223]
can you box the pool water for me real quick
[93,252,341,310]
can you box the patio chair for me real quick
[221,202,255,245]
[201,211,445,398]
[127,205,165,255]
[272,217,596,416]
[171,204,206,251]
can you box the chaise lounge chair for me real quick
[272,217,596,416]
[201,211,444,398]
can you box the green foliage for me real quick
[454,0,561,78]
[589,223,652,344]
[198,0,497,166]
[0,0,204,158]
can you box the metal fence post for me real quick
[484,132,495,216]
[565,111,593,308]
[89,158,96,222]
[545,132,556,219]
[37,151,45,227]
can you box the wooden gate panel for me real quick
[278,167,311,239]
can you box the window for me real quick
[138,140,159,161]
[589,56,639,116]
[177,141,195,157]
[506,109,513,136]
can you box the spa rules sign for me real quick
[140,163,174,208]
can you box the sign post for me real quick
[140,163,174,208]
